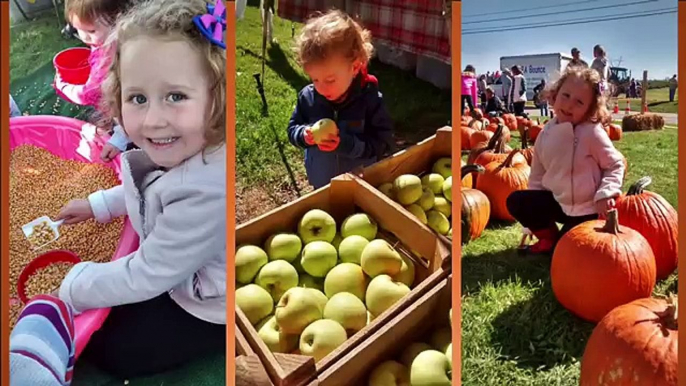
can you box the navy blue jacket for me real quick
[287,72,395,189]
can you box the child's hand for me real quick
[100,143,121,163]
[318,135,340,152]
[56,199,94,225]
[595,197,616,219]
[303,127,316,146]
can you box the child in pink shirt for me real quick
[54,0,135,162]
[461,65,478,114]
[506,67,625,254]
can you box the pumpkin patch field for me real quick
[460,113,678,386]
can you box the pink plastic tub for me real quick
[9,115,139,359]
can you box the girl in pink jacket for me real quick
[506,67,625,254]
[461,65,478,114]
[54,0,135,162]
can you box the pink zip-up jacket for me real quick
[528,117,625,217]
[461,71,478,105]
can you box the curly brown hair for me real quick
[65,0,136,25]
[100,0,226,150]
[294,9,374,67]
[543,67,611,126]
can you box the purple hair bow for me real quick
[193,0,226,49]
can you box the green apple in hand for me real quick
[301,241,338,277]
[410,350,451,385]
[400,342,433,367]
[256,315,299,353]
[298,209,337,244]
[255,260,299,303]
[426,210,450,235]
[323,292,368,333]
[264,233,302,262]
[340,213,378,240]
[442,176,452,202]
[361,239,403,278]
[417,187,435,211]
[235,245,268,284]
[421,173,445,195]
[392,253,415,288]
[393,174,423,205]
[338,235,369,265]
[324,262,369,301]
[368,360,410,386]
[404,204,428,224]
[365,274,410,317]
[310,118,338,144]
[275,287,324,334]
[432,157,452,179]
[446,343,452,368]
[236,284,274,325]
[299,319,348,362]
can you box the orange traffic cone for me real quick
[613,102,619,114]
[625,100,631,114]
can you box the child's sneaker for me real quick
[526,226,560,254]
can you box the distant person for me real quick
[629,78,637,98]
[478,74,488,109]
[507,67,624,254]
[669,74,678,102]
[461,65,478,114]
[484,87,506,116]
[533,79,549,117]
[500,68,513,111]
[509,65,528,116]
[591,45,610,99]
[567,47,589,70]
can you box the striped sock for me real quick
[10,295,75,386]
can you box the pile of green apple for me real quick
[235,209,417,362]
[377,157,452,239]
[367,308,453,386]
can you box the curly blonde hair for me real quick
[294,9,374,67]
[100,0,226,149]
[65,0,136,25]
[544,67,611,126]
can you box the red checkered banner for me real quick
[276,0,451,64]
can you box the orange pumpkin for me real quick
[486,122,511,143]
[461,164,490,244]
[528,119,544,142]
[460,159,473,188]
[615,176,678,280]
[551,209,656,323]
[471,108,484,120]
[469,129,493,149]
[579,296,678,386]
[468,118,489,132]
[520,129,535,166]
[475,149,530,221]
[502,113,517,131]
[470,125,526,172]
[607,123,622,141]
[461,125,474,150]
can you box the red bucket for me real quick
[17,250,81,304]
[53,47,92,85]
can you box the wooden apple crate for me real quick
[236,326,276,386]
[360,126,454,247]
[236,173,452,386]
[308,274,453,386]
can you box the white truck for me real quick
[491,53,574,102]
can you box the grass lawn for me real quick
[527,87,678,114]
[10,12,225,386]
[235,2,451,223]
[460,126,678,385]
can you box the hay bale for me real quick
[622,113,665,132]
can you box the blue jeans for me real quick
[669,88,676,102]
[540,102,549,117]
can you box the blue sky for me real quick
[461,0,678,79]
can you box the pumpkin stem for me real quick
[461,164,485,179]
[501,149,521,168]
[627,176,653,196]
[600,208,620,235]
[521,128,529,149]
[488,124,504,149]
[657,294,678,330]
